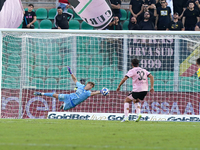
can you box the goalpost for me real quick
[0,29,200,120]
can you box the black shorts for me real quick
[128,91,148,100]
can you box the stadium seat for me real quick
[58,79,71,90]
[76,67,88,79]
[6,65,20,78]
[34,20,39,29]
[44,78,57,89]
[2,54,7,65]
[63,55,71,66]
[101,67,114,78]
[48,8,57,19]
[47,67,60,78]
[31,78,44,89]
[77,43,87,54]
[114,70,123,79]
[81,21,93,30]
[2,66,6,78]
[7,54,21,66]
[60,67,71,78]
[155,71,169,80]
[49,55,62,66]
[34,42,47,54]
[120,9,127,20]
[88,67,100,79]
[67,8,74,15]
[168,71,174,80]
[46,43,60,55]
[128,11,131,19]
[33,66,46,78]
[28,54,34,66]
[193,81,200,92]
[74,11,82,20]
[69,20,80,29]
[91,54,104,66]
[179,80,192,92]
[122,21,129,30]
[40,19,52,29]
[77,55,91,66]
[112,79,122,90]
[3,77,18,89]
[154,80,165,91]
[99,79,112,89]
[36,8,47,19]
[165,80,174,91]
[27,66,33,77]
[7,42,21,54]
[35,54,48,66]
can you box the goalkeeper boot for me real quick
[135,114,142,122]
[34,92,42,96]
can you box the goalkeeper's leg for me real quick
[34,92,59,99]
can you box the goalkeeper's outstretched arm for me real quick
[91,88,109,96]
[67,66,78,83]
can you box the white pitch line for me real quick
[0,143,198,150]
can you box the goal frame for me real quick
[0,29,200,119]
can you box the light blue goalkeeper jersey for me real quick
[58,82,91,110]
[69,82,91,106]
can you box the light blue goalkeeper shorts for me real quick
[58,94,76,110]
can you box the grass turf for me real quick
[0,119,199,150]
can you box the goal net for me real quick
[0,30,200,119]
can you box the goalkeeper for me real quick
[34,67,109,110]
[196,58,200,79]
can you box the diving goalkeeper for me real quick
[34,67,109,110]
[196,58,200,79]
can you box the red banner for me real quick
[1,89,200,118]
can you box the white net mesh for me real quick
[1,31,200,119]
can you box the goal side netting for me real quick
[0,30,200,119]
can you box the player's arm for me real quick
[116,76,129,91]
[91,88,109,96]
[148,74,154,94]
[90,91,101,96]
[67,66,78,83]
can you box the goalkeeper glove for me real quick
[67,66,73,74]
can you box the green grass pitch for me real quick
[0,119,199,150]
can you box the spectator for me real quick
[182,2,199,31]
[155,0,172,30]
[167,12,184,30]
[128,16,140,30]
[53,7,73,29]
[108,16,122,30]
[173,0,187,19]
[58,0,70,13]
[129,0,144,20]
[144,0,156,15]
[139,11,155,30]
[137,3,156,24]
[22,4,36,29]
[110,0,121,19]
[185,0,200,12]
[195,20,200,30]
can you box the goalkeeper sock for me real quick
[124,103,129,119]
[135,103,141,115]
[43,93,54,97]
